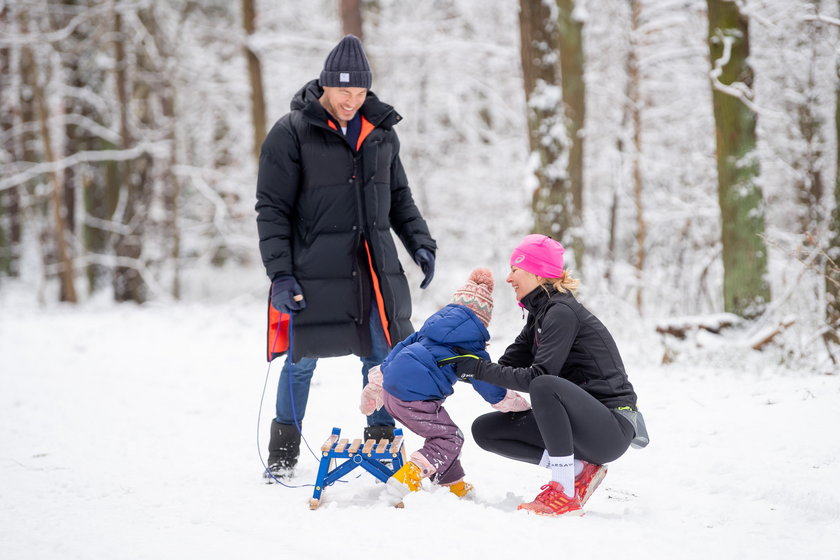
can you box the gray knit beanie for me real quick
[320,35,372,89]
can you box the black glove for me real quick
[413,248,435,289]
[271,274,306,314]
[438,351,485,382]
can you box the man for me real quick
[255,35,437,478]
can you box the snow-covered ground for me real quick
[2,297,839,559]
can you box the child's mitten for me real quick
[359,365,385,415]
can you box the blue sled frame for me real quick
[309,426,406,509]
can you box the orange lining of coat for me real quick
[325,115,373,152]
[357,117,374,151]
[364,240,392,347]
[267,305,289,361]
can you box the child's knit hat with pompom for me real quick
[450,268,494,327]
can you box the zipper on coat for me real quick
[352,157,366,324]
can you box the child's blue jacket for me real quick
[380,304,506,404]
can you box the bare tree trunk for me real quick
[111,7,149,303]
[826,49,840,343]
[557,0,586,271]
[33,65,77,303]
[66,5,118,295]
[242,0,266,163]
[624,0,645,313]
[8,7,38,281]
[141,6,181,299]
[519,0,571,250]
[21,13,78,302]
[793,3,826,235]
[162,91,182,300]
[112,8,132,301]
[84,156,120,292]
[60,0,94,295]
[706,0,770,319]
[0,3,19,277]
[340,0,364,39]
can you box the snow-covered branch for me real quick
[708,29,762,114]
[74,252,174,302]
[172,165,231,234]
[802,13,840,28]
[0,1,150,47]
[0,143,168,193]
[59,114,121,146]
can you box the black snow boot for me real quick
[264,420,301,481]
[364,425,397,469]
[363,425,395,442]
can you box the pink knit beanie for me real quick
[509,234,565,278]
[450,268,494,327]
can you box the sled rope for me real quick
[257,312,319,487]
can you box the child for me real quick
[359,268,530,501]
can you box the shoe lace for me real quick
[535,483,571,507]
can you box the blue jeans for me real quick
[275,300,395,427]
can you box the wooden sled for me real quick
[309,427,407,510]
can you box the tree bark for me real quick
[520,0,573,260]
[706,0,770,319]
[60,0,94,294]
[826,49,840,342]
[556,0,586,271]
[6,6,37,281]
[71,5,118,294]
[242,0,266,163]
[340,0,364,39]
[20,9,78,303]
[111,7,150,303]
[0,4,20,277]
[793,4,826,235]
[33,59,78,303]
[627,0,645,313]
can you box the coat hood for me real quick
[290,79,402,129]
[379,304,503,404]
[290,79,324,111]
[417,304,490,348]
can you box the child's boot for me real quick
[517,481,583,517]
[386,461,423,498]
[443,479,474,498]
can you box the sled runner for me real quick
[309,427,407,509]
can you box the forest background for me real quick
[1,0,839,374]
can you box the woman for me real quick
[451,234,648,517]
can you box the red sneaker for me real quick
[576,462,608,505]
[517,481,583,516]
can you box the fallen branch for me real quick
[749,318,797,351]
[655,313,741,339]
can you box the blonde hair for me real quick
[539,270,579,294]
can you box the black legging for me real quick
[472,376,634,465]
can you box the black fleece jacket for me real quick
[475,286,637,409]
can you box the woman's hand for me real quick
[491,389,531,412]
[438,351,486,381]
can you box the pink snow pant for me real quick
[382,391,465,485]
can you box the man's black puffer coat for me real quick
[256,80,436,361]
